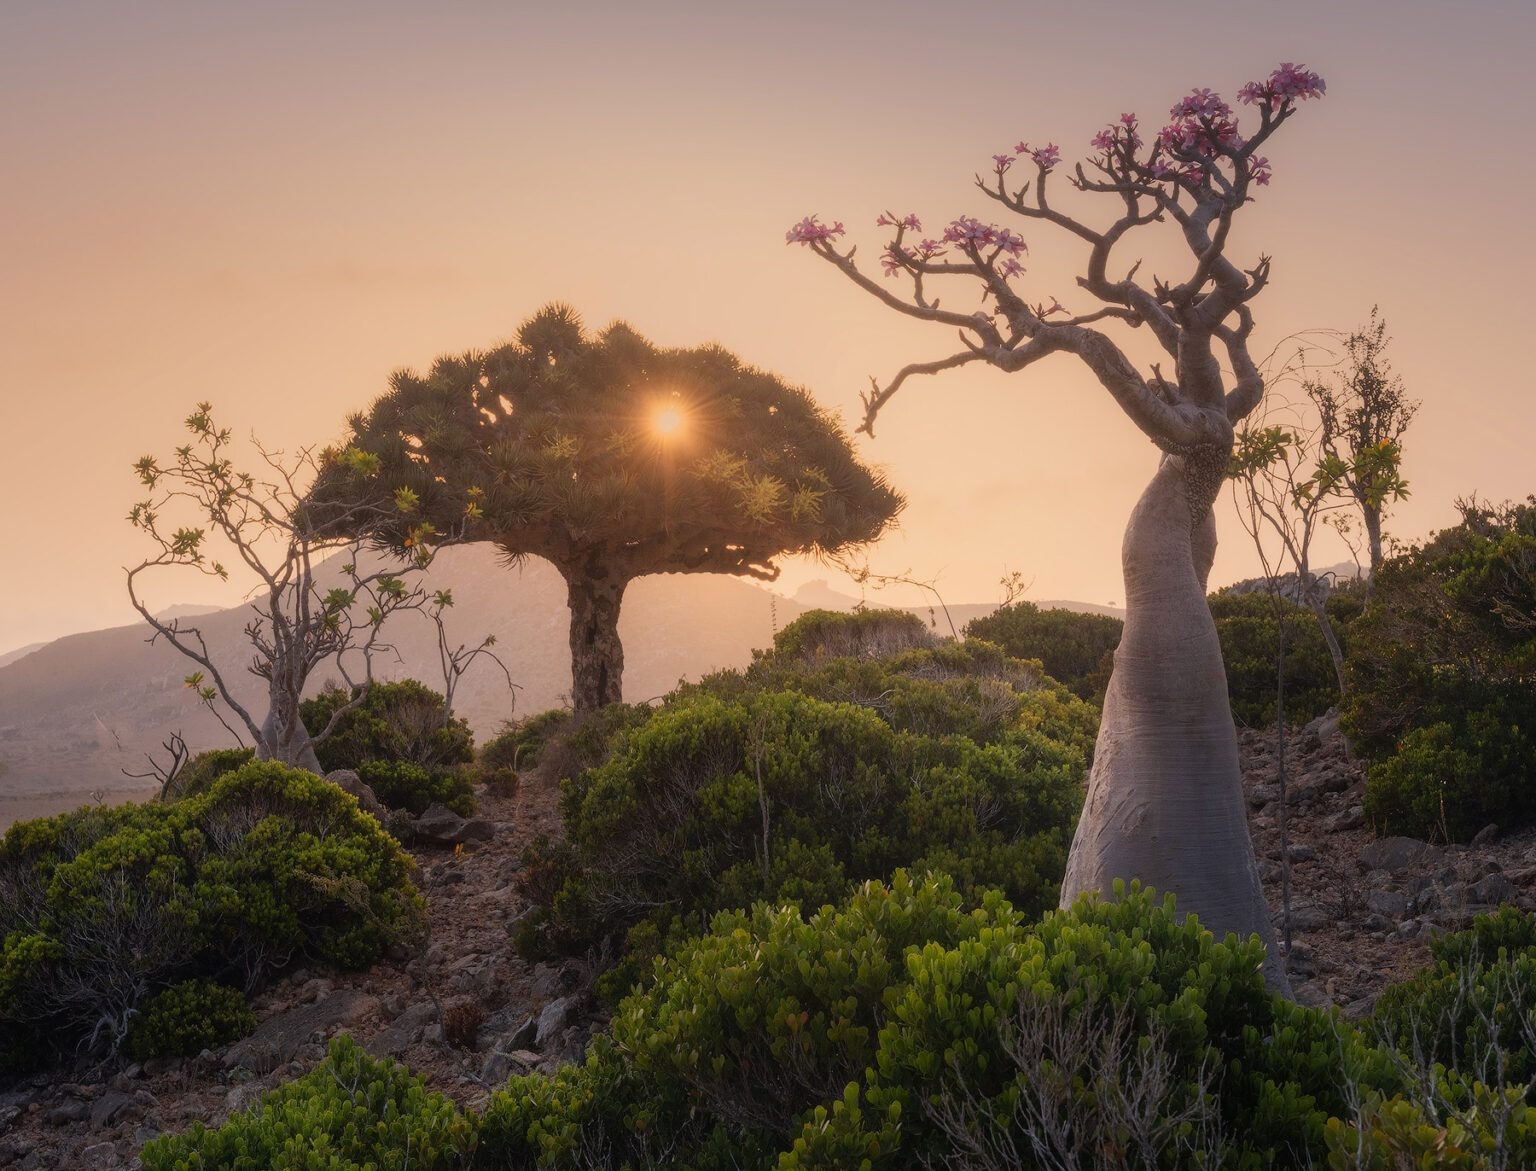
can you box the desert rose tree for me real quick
[790,64,1326,993]
[322,306,903,711]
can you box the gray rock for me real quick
[0,1107,18,1136]
[1471,823,1501,846]
[412,804,468,845]
[535,997,573,1048]
[219,1080,267,1122]
[365,1001,439,1059]
[1285,941,1319,978]
[1366,890,1410,919]
[1359,836,1442,874]
[78,1142,116,1169]
[1280,905,1330,932]
[224,988,379,1072]
[325,770,387,819]
[1469,872,1516,906]
[1327,806,1365,833]
[46,1099,89,1126]
[509,1014,538,1050]
[89,1091,136,1129]
[457,817,496,844]
[1287,844,1317,863]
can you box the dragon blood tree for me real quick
[320,306,903,712]
[790,64,1326,993]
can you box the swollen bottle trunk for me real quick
[1061,456,1289,994]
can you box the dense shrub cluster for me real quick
[141,1034,476,1171]
[126,979,256,1060]
[1344,498,1536,840]
[0,762,423,1069]
[963,600,1123,700]
[479,877,1454,1170]
[518,630,1096,982]
[768,607,939,663]
[1209,587,1365,727]
[302,679,476,772]
[356,759,475,817]
[138,890,1536,1170]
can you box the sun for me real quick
[654,404,684,437]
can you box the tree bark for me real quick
[565,567,629,712]
[258,701,322,773]
[1061,454,1290,995]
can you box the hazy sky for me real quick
[3,0,1533,655]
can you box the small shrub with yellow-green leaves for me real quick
[140,1034,476,1171]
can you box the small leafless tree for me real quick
[126,404,443,769]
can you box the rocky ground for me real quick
[4,717,1535,1169]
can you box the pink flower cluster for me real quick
[1238,63,1326,110]
[876,212,922,231]
[879,236,950,278]
[942,216,1027,258]
[785,216,846,245]
[1091,113,1142,154]
[1013,141,1061,171]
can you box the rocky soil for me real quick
[4,715,1535,1168]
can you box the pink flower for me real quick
[992,227,1027,257]
[1239,63,1326,110]
[785,216,846,245]
[1091,128,1116,152]
[1250,155,1272,185]
[881,246,907,277]
[992,153,1014,172]
[916,239,947,258]
[1120,112,1137,128]
[876,212,923,231]
[1044,297,1066,316]
[942,217,1027,257]
[999,257,1026,280]
[1170,87,1232,121]
[1014,142,1060,171]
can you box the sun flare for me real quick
[654,404,684,436]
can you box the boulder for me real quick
[535,997,573,1048]
[325,770,387,819]
[1469,872,1516,906]
[365,1001,439,1059]
[1358,836,1442,874]
[224,988,379,1072]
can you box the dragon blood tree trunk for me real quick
[565,567,629,713]
[1061,450,1289,995]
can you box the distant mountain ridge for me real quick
[0,552,1122,825]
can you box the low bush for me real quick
[1371,907,1536,1093]
[301,679,475,772]
[165,746,255,800]
[0,762,423,1068]
[1343,498,1536,840]
[768,607,939,663]
[963,600,1123,700]
[480,709,571,772]
[356,759,475,817]
[1207,587,1364,727]
[126,979,256,1060]
[520,679,1089,986]
[484,876,1402,1170]
[140,1034,476,1171]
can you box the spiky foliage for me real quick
[323,305,903,709]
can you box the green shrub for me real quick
[480,709,572,771]
[1208,587,1362,727]
[301,679,475,772]
[1324,1085,1536,1170]
[486,876,1400,1171]
[1343,498,1536,840]
[0,762,422,1067]
[1372,907,1536,1092]
[1363,712,1533,841]
[521,684,1087,983]
[126,979,256,1059]
[166,746,255,800]
[357,759,475,817]
[141,1034,476,1171]
[963,600,1123,700]
[768,607,939,663]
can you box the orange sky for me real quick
[3,0,1533,654]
